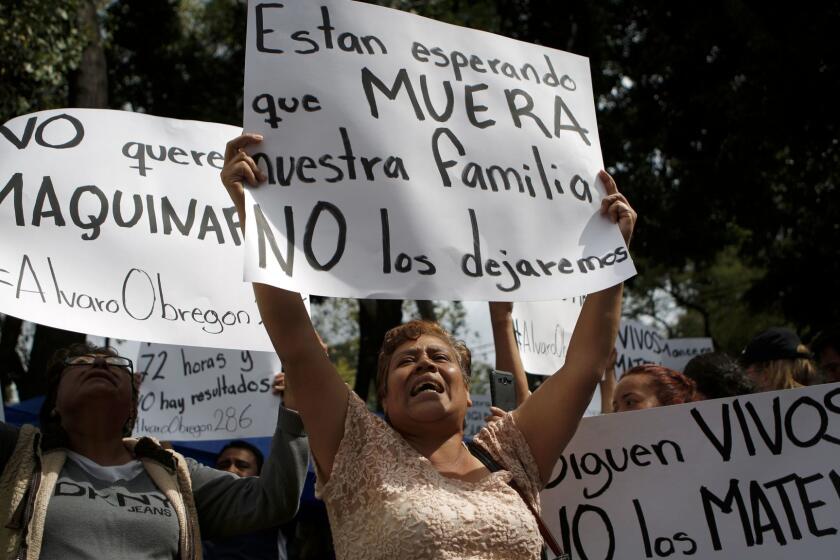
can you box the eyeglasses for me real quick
[63,354,134,373]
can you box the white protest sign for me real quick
[662,337,715,372]
[616,323,715,374]
[511,297,585,374]
[242,0,636,300]
[133,343,281,440]
[0,109,279,351]
[506,306,711,415]
[465,384,492,438]
[509,310,708,377]
[510,296,601,416]
[540,383,840,559]
[615,319,669,375]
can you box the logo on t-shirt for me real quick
[54,481,173,517]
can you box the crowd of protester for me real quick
[595,325,835,415]
[0,131,836,559]
[488,307,836,420]
[1,320,834,559]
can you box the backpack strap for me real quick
[466,441,567,559]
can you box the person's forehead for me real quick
[218,447,256,463]
[393,334,452,355]
[616,374,654,394]
[69,352,111,360]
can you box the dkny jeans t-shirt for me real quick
[39,451,180,559]
[1,406,310,557]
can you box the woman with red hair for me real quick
[610,364,701,413]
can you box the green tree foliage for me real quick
[638,3,836,340]
[402,300,469,340]
[626,246,788,354]
[598,2,838,341]
[0,0,85,122]
[311,297,360,387]
[488,1,839,341]
[372,0,500,31]
[106,0,247,125]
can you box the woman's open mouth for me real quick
[410,379,445,397]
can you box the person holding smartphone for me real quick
[487,302,532,420]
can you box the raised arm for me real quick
[600,348,618,414]
[221,134,349,479]
[489,301,531,406]
[512,170,636,483]
[190,405,309,538]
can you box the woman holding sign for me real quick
[221,133,636,560]
[0,342,309,559]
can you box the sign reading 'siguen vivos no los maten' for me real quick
[243,0,636,300]
[542,383,840,559]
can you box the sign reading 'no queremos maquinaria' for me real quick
[242,0,636,300]
[0,108,278,351]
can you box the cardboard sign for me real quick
[0,109,280,351]
[133,343,281,440]
[540,383,840,559]
[242,0,635,300]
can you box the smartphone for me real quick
[489,369,517,412]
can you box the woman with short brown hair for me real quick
[221,132,637,559]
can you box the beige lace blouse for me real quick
[315,392,544,559]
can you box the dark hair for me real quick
[376,320,471,404]
[682,352,755,399]
[217,440,264,474]
[39,342,139,443]
[622,364,701,406]
[811,327,840,360]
